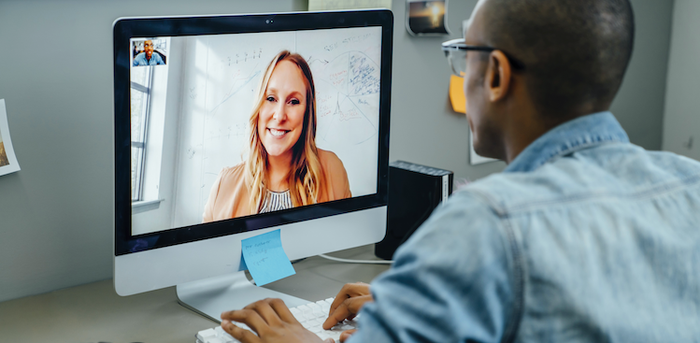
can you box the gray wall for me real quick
[662,0,700,161]
[0,0,675,302]
[612,0,674,151]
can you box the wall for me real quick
[662,0,700,161]
[0,0,675,302]
[389,0,674,179]
[0,0,306,303]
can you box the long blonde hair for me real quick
[245,50,326,213]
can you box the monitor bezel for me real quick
[113,10,393,256]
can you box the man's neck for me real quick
[503,119,551,164]
[503,109,606,164]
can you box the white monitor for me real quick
[112,10,393,321]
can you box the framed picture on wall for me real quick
[0,99,20,176]
[406,0,450,36]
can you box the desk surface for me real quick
[0,245,390,343]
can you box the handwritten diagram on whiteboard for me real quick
[168,27,383,226]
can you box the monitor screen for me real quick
[113,10,392,301]
[127,26,382,237]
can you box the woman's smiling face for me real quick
[257,60,307,160]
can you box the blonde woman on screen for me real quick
[203,50,351,222]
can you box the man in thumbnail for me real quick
[133,39,165,66]
[219,0,700,342]
[203,50,351,221]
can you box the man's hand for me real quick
[322,282,373,333]
[338,329,358,343]
[221,298,332,343]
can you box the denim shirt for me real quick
[349,112,700,343]
[133,52,165,66]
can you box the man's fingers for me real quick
[345,295,372,313]
[221,308,269,336]
[322,295,371,330]
[243,298,283,327]
[322,301,353,330]
[221,319,262,343]
[328,282,371,315]
[339,329,358,343]
[221,298,302,340]
[267,298,299,324]
[328,283,356,313]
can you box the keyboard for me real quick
[195,297,358,343]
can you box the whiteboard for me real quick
[167,27,383,227]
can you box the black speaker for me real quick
[375,161,453,260]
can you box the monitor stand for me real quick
[176,271,310,322]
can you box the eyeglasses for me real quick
[441,38,525,77]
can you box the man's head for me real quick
[144,40,154,60]
[463,0,634,161]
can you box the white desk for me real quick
[0,245,390,343]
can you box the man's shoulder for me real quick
[420,187,505,238]
[154,52,165,63]
[466,143,700,214]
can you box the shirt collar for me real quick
[504,111,629,173]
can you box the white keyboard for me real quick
[195,297,358,343]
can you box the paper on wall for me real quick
[447,77,496,165]
[0,99,20,176]
[449,74,466,114]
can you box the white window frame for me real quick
[131,68,154,202]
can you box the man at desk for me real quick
[220,0,700,341]
[133,39,165,66]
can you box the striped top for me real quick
[259,189,293,213]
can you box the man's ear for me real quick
[485,50,512,102]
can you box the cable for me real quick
[290,257,308,264]
[318,254,393,265]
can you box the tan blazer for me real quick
[202,149,352,222]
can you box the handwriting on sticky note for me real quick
[240,230,296,286]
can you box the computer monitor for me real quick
[113,10,393,321]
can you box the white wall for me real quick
[662,0,700,161]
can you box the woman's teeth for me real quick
[269,128,288,137]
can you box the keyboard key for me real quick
[317,299,332,311]
[196,328,217,341]
[297,304,313,315]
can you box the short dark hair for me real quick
[482,0,635,117]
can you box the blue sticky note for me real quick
[240,229,296,286]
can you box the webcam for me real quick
[265,18,274,24]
